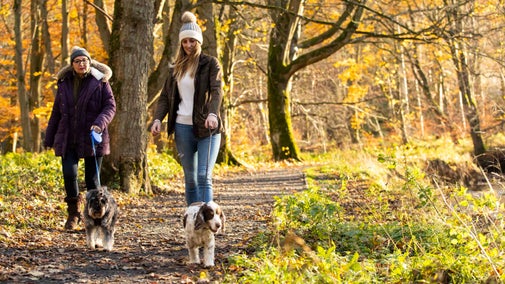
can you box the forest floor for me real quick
[0,167,310,283]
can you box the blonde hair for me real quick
[173,41,202,82]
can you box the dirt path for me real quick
[1,168,308,283]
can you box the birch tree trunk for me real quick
[398,41,409,144]
[107,0,155,194]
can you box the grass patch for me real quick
[225,141,505,283]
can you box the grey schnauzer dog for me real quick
[84,187,119,251]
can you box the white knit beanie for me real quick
[179,11,203,44]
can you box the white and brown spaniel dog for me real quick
[182,201,225,267]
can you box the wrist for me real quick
[208,113,217,118]
[154,119,161,123]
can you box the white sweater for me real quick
[176,72,194,125]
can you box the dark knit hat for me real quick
[179,11,203,44]
[70,46,91,63]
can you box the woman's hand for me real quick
[151,119,161,136]
[90,125,101,133]
[205,114,218,129]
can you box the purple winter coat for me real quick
[44,60,116,158]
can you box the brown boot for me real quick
[64,194,83,230]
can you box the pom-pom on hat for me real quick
[179,11,203,44]
[70,46,91,63]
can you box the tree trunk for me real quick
[147,0,186,106]
[61,0,69,68]
[258,77,270,145]
[13,0,26,154]
[407,42,457,141]
[40,0,55,75]
[92,0,111,50]
[266,0,363,160]
[197,2,217,57]
[82,3,88,46]
[267,69,301,160]
[216,7,242,165]
[28,0,43,152]
[454,52,485,155]
[398,41,409,144]
[444,2,485,156]
[266,0,303,161]
[107,0,155,194]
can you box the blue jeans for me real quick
[175,123,221,205]
[62,148,102,198]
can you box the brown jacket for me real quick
[153,54,223,138]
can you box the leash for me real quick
[90,130,102,188]
[206,127,218,201]
[205,127,213,183]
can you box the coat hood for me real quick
[56,60,113,82]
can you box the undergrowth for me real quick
[1,137,504,283]
[0,152,64,236]
[0,148,182,244]
[224,139,505,283]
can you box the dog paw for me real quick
[103,245,113,251]
[202,263,215,268]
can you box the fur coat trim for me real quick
[56,60,113,82]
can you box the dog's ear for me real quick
[86,189,95,200]
[218,206,225,234]
[194,207,206,230]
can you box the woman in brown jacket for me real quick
[151,11,223,205]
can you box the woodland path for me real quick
[0,167,308,283]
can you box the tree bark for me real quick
[40,0,55,75]
[92,0,111,50]
[61,0,69,68]
[107,0,155,194]
[28,0,43,152]
[267,66,300,160]
[147,0,186,107]
[197,2,217,57]
[13,0,26,153]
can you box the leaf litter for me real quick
[0,167,308,283]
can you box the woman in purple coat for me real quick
[44,46,116,230]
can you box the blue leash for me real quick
[90,130,102,188]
